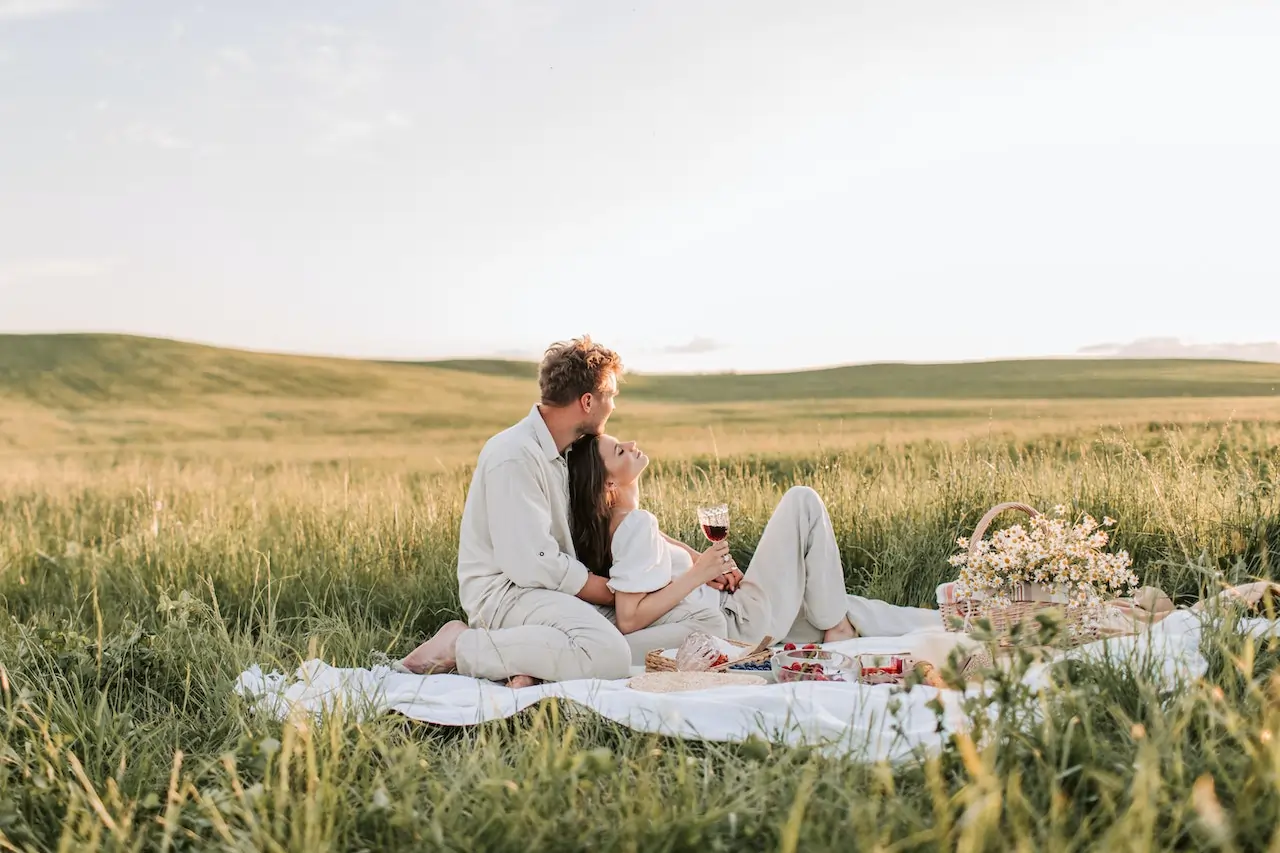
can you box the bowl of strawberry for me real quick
[770,644,856,684]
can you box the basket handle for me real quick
[968,502,1040,559]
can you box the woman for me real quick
[566,433,859,648]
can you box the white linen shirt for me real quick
[607,510,722,611]
[456,405,590,625]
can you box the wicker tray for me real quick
[644,636,774,673]
[942,502,1101,648]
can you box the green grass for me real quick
[4,334,1280,849]
[3,420,1280,850]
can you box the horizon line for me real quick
[3,329,1278,376]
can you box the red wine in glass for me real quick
[701,523,728,542]
[696,504,729,544]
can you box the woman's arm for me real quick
[614,540,733,633]
[577,574,616,606]
[614,575,706,634]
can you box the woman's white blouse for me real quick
[608,510,681,592]
[608,511,724,611]
[606,504,701,584]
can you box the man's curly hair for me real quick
[538,336,623,407]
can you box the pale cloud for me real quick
[658,337,725,355]
[491,347,543,360]
[0,0,93,21]
[120,121,192,150]
[307,109,412,155]
[206,46,253,79]
[0,257,119,285]
[217,47,252,71]
[286,25,392,97]
[310,115,376,153]
[282,24,403,154]
[299,22,348,40]
[1080,338,1280,364]
[384,109,411,128]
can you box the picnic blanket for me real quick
[234,605,1277,762]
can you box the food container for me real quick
[856,652,913,685]
[770,648,857,683]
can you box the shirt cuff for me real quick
[557,559,590,596]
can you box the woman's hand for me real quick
[708,566,744,593]
[691,539,737,584]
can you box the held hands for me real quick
[708,566,743,593]
[692,539,739,588]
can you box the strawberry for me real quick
[783,643,797,651]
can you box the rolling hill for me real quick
[4,334,1279,464]
[6,333,1277,407]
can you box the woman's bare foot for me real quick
[506,674,539,689]
[399,620,468,674]
[822,615,857,644]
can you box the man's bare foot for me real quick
[822,615,857,644]
[506,674,539,689]
[399,620,468,674]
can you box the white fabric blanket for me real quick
[234,603,1276,762]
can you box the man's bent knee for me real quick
[572,630,632,680]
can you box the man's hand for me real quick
[706,566,743,593]
[576,573,616,606]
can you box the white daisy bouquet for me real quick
[948,505,1139,610]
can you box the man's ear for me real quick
[579,392,594,413]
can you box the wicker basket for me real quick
[941,502,1102,648]
[644,637,774,673]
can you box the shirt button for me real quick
[539,551,545,557]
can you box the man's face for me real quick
[580,373,618,436]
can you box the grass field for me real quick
[5,333,1280,467]
[3,335,1280,850]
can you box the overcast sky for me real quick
[1,0,1277,372]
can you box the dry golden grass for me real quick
[6,392,1280,471]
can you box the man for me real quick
[398,336,637,684]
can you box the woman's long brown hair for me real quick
[566,434,613,576]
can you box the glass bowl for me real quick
[770,647,856,683]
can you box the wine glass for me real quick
[696,503,730,543]
[697,503,735,583]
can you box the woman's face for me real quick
[598,434,648,487]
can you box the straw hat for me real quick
[627,671,767,694]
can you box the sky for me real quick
[1,0,1278,373]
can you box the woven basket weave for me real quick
[942,502,1102,648]
[644,637,773,673]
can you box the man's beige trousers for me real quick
[454,588,633,682]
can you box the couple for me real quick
[399,336,859,686]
